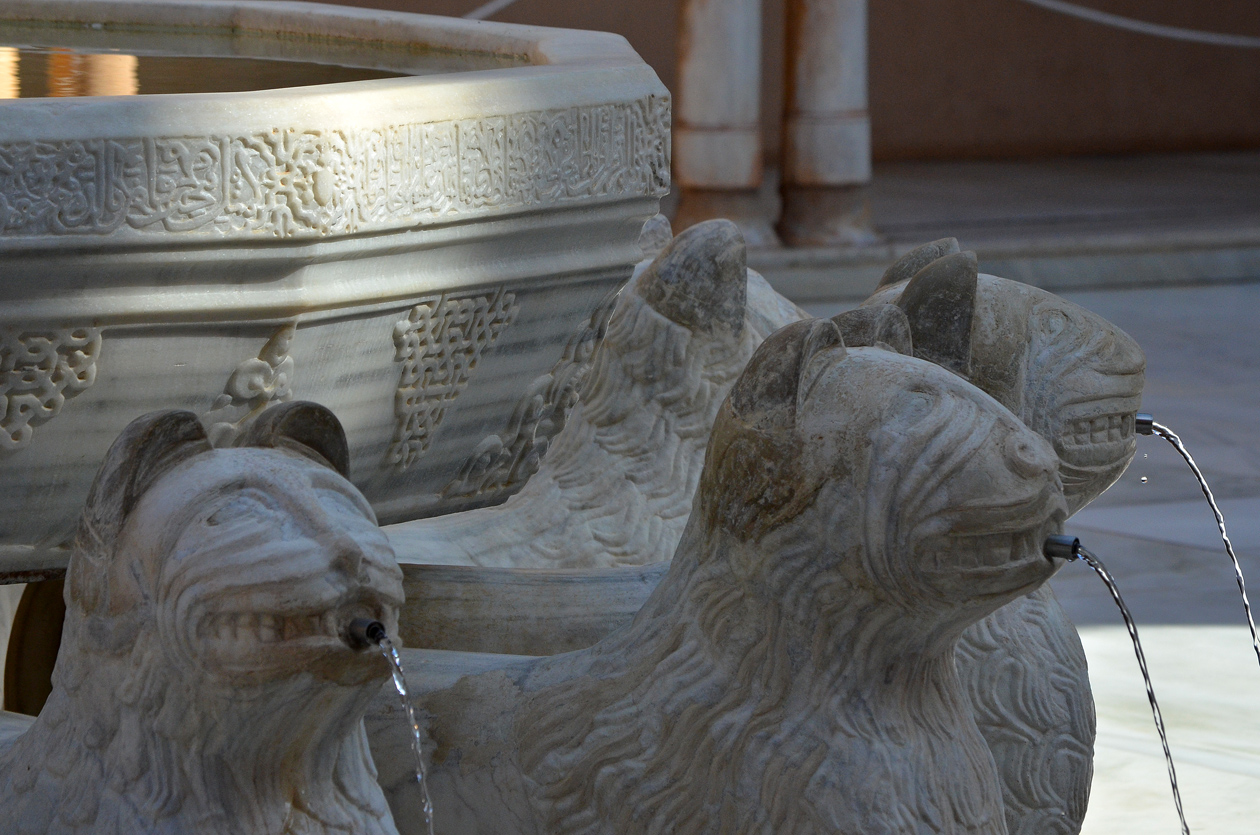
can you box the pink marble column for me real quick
[778,0,877,246]
[672,0,778,246]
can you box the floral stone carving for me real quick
[368,319,1069,834]
[439,285,620,503]
[204,322,297,448]
[0,402,405,834]
[0,326,101,453]
[0,3,670,572]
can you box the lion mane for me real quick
[388,219,806,570]
[0,403,404,835]
[372,320,1066,835]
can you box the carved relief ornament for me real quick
[204,322,297,448]
[0,96,670,241]
[0,327,102,453]
[389,288,519,471]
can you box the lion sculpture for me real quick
[386,219,806,569]
[0,403,405,835]
[857,239,1145,835]
[367,319,1070,835]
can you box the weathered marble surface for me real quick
[385,230,1144,835]
[393,561,669,656]
[863,239,1145,835]
[0,402,405,835]
[386,219,805,575]
[0,0,670,576]
[369,319,1070,834]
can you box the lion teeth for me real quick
[1061,413,1132,447]
[205,612,333,644]
[950,530,1038,569]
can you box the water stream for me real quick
[1149,420,1260,673]
[1074,545,1191,835]
[378,636,436,835]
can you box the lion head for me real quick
[700,318,1068,633]
[1,402,404,834]
[857,239,1145,514]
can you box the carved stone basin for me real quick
[0,0,670,577]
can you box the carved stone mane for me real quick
[372,320,1069,835]
[0,403,405,835]
[388,219,805,570]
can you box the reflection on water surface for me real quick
[0,45,410,98]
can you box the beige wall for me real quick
[869,0,1260,160]
[325,0,1260,161]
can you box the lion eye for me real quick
[205,492,271,527]
[889,389,934,426]
[1033,309,1071,339]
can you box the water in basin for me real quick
[0,21,525,98]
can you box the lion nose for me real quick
[1004,431,1057,480]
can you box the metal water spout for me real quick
[346,618,389,651]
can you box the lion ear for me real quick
[635,218,747,335]
[76,410,212,560]
[797,319,846,415]
[895,250,978,376]
[237,401,351,479]
[831,304,913,356]
[729,319,844,433]
[877,238,960,288]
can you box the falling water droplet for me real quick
[1140,476,1148,484]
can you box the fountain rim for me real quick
[0,0,670,250]
[0,0,650,76]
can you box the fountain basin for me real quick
[0,0,670,577]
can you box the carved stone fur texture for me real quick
[369,320,1070,835]
[0,403,405,835]
[387,219,807,569]
[863,240,1145,835]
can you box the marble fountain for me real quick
[0,3,1173,835]
[0,0,669,578]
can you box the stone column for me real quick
[778,0,877,246]
[672,0,778,246]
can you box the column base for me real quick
[671,188,781,249]
[777,185,880,248]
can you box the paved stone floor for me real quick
[753,152,1260,304]
[1047,283,1260,833]
[869,153,1260,246]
